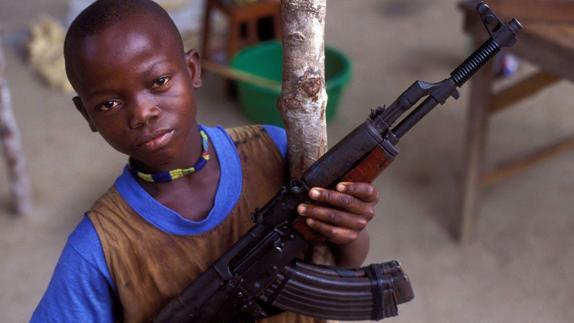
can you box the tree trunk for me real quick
[279,0,335,270]
[0,36,32,215]
[279,0,328,178]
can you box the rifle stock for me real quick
[154,2,521,322]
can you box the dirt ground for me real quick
[1,1,574,322]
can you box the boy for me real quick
[31,0,379,322]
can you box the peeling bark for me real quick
[0,36,32,215]
[279,0,328,178]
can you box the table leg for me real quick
[458,58,494,242]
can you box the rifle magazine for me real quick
[262,260,413,321]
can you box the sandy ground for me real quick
[1,0,574,322]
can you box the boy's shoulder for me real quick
[68,186,121,270]
[224,124,284,139]
[225,124,287,159]
[68,214,105,262]
[60,212,115,288]
[88,186,129,218]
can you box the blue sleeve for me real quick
[262,124,287,158]
[30,217,116,323]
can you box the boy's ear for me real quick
[184,49,202,88]
[73,96,97,132]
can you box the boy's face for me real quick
[70,14,202,168]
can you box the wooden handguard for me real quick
[262,260,414,321]
[341,145,395,183]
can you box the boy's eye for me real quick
[97,100,121,111]
[152,76,171,89]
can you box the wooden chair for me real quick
[201,0,281,63]
[458,0,574,241]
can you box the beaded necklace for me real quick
[128,128,210,183]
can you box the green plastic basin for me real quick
[230,41,352,126]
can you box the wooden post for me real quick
[0,36,32,215]
[279,0,334,268]
[279,0,328,178]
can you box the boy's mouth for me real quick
[137,129,175,151]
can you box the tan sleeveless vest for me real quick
[88,126,326,323]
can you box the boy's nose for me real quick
[129,101,160,129]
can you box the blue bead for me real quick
[153,172,173,183]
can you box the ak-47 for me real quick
[155,2,521,322]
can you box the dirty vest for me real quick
[88,125,326,323]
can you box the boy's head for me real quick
[65,0,202,168]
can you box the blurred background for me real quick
[1,0,573,322]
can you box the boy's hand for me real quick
[297,182,379,245]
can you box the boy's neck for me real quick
[135,134,221,221]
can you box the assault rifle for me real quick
[155,2,521,322]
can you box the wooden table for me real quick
[458,0,574,241]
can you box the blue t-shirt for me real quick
[30,125,287,322]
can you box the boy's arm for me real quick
[31,217,116,323]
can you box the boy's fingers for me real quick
[298,204,368,230]
[308,188,375,218]
[305,218,358,245]
[336,182,380,203]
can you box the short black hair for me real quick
[64,0,183,85]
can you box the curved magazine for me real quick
[263,260,414,321]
